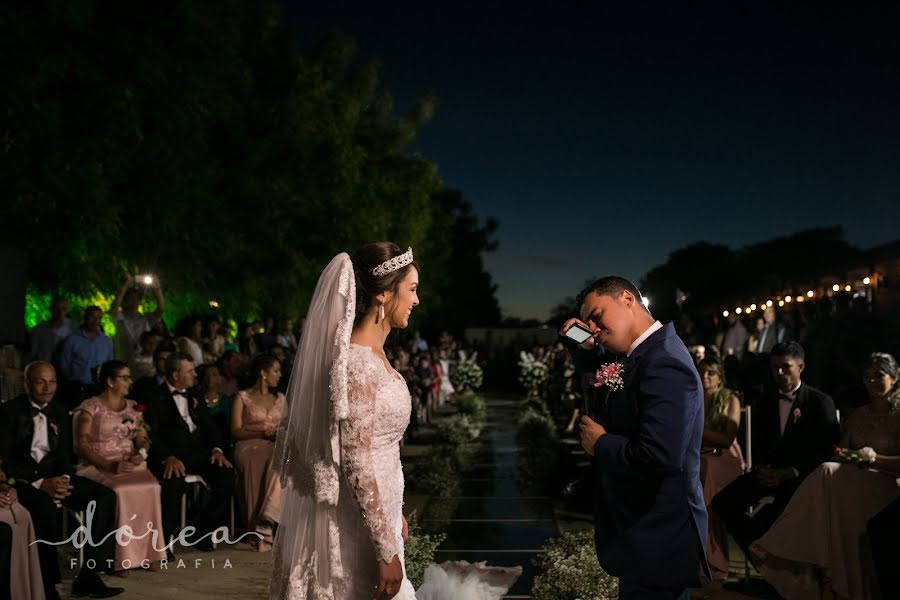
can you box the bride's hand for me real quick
[401,516,408,541]
[375,555,403,599]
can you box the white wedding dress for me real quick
[269,253,520,600]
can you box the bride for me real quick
[269,242,419,599]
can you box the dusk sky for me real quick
[283,2,900,319]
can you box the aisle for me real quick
[428,397,556,598]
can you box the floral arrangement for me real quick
[518,352,549,396]
[833,445,877,465]
[450,359,483,393]
[532,530,619,600]
[455,391,487,419]
[402,511,447,588]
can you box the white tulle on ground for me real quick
[415,560,522,600]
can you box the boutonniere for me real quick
[192,397,198,410]
[792,407,802,422]
[49,422,59,435]
[594,362,626,391]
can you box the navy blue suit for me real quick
[591,323,709,596]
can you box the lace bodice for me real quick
[340,343,412,563]
[237,390,285,432]
[845,405,900,455]
[75,397,143,462]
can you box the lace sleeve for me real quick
[340,367,398,563]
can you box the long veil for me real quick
[269,253,355,599]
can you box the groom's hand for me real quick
[579,415,606,455]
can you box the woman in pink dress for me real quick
[698,357,745,581]
[751,352,900,599]
[231,353,285,551]
[73,360,165,575]
[0,464,44,600]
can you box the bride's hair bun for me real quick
[351,242,420,326]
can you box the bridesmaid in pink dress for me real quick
[232,354,285,551]
[698,358,745,581]
[73,360,165,575]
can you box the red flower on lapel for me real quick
[134,403,147,413]
[792,407,801,422]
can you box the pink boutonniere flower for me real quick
[594,362,626,391]
[792,407,802,421]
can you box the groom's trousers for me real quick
[619,582,689,599]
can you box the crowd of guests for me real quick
[0,281,305,600]
[529,314,899,599]
[1,282,455,600]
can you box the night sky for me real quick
[282,2,900,319]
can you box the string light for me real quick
[778,300,785,307]
[766,300,773,307]
[735,307,743,314]
[845,285,852,292]
[863,276,871,285]
[806,290,815,298]
[785,296,792,303]
[832,284,840,292]
[722,310,730,317]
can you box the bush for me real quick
[403,511,446,588]
[455,391,487,419]
[532,531,619,600]
[516,406,563,494]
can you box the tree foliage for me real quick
[1,1,499,329]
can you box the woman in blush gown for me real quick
[232,354,285,551]
[0,465,44,600]
[73,360,165,575]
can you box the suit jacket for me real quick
[750,383,839,477]
[591,323,709,588]
[0,395,74,483]
[144,383,222,468]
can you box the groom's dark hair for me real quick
[576,276,649,313]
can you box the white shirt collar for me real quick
[627,320,663,357]
[166,382,186,395]
[779,380,803,401]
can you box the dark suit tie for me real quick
[29,405,49,418]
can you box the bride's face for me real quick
[387,268,420,329]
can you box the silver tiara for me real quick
[372,247,414,277]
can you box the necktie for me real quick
[29,405,48,418]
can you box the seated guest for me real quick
[57,306,114,407]
[129,330,161,381]
[197,364,232,459]
[231,354,285,551]
[0,464,44,600]
[697,357,744,581]
[145,354,234,551]
[751,352,900,600]
[0,362,122,600]
[73,361,166,575]
[131,341,174,406]
[217,350,243,397]
[712,342,840,558]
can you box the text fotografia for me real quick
[70,558,234,570]
[33,501,261,553]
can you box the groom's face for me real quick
[580,291,634,354]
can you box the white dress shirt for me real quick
[30,402,51,463]
[627,320,663,357]
[167,382,198,433]
[778,381,802,435]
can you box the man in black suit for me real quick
[130,341,174,406]
[0,362,122,600]
[712,342,840,556]
[144,353,234,551]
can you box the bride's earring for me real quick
[379,304,385,322]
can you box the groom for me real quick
[562,277,709,599]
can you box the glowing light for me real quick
[735,307,743,314]
[806,290,815,298]
[784,296,792,303]
[750,304,757,311]
[722,310,730,317]
[642,296,651,308]
[845,285,852,292]
[863,276,871,285]
[208,300,220,309]
[766,300,773,307]
[832,284,840,292]
[796,296,805,303]
[778,300,785,307]
[141,275,154,285]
